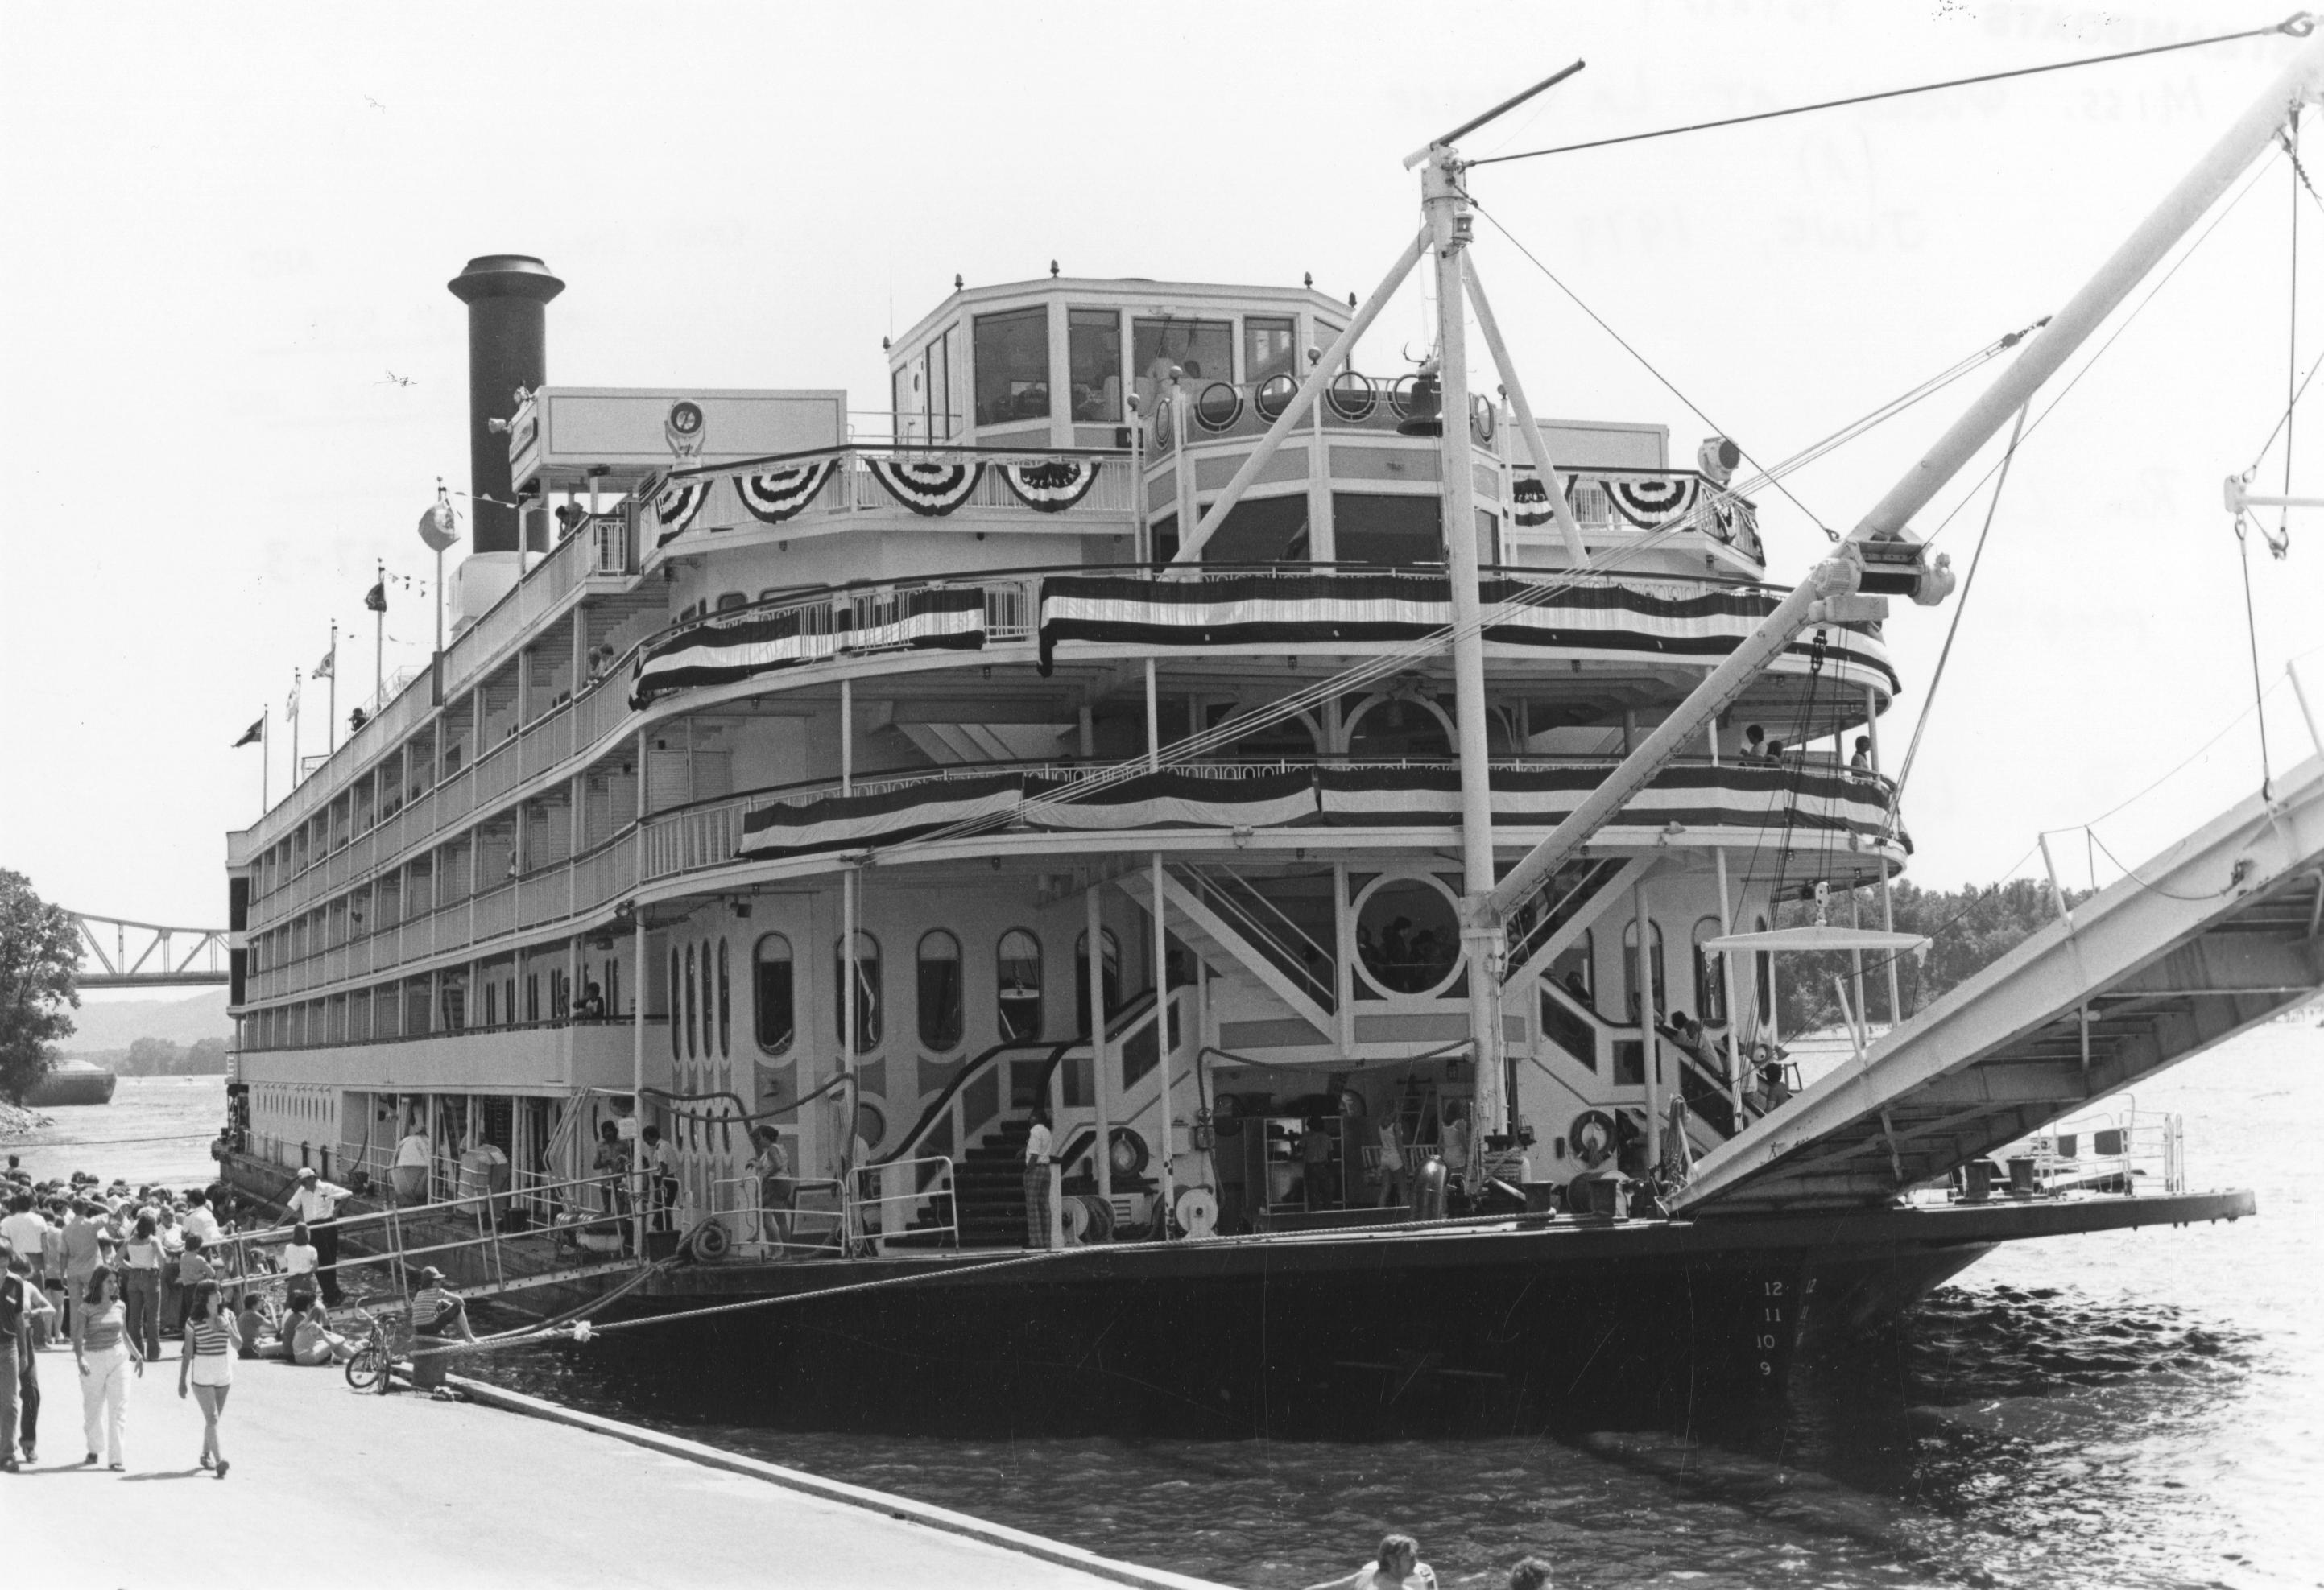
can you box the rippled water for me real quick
[14,1038,2320,1586]
[5,1073,226,1187]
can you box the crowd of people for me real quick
[0,1154,407,1476]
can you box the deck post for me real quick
[1086,882,1114,1211]
[1706,720,1746,1122]
[1149,852,1176,1235]
[632,912,646,1258]
[1425,150,1509,1143]
[1631,878,1662,1167]
[1866,685,1904,1022]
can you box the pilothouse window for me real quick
[1068,308,1122,423]
[974,308,1050,427]
[1244,316,1296,384]
[1133,317,1231,414]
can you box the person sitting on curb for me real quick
[235,1295,292,1361]
[407,1267,473,1397]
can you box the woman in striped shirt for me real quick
[177,1279,242,1478]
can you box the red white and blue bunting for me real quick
[999,457,1102,513]
[727,762,1903,863]
[650,477,714,547]
[866,456,984,516]
[1607,474,1702,530]
[1033,572,1897,692]
[630,585,985,708]
[736,458,838,524]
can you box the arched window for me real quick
[1754,915,1773,1026]
[685,942,699,1059]
[916,930,963,1050]
[1073,928,1121,1034]
[668,947,681,1060]
[1342,693,1454,758]
[1620,918,1666,1025]
[996,930,1043,1042]
[754,934,794,1055]
[717,939,731,1059]
[1692,916,1728,1026]
[833,931,882,1052]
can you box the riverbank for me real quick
[7,1348,1227,1590]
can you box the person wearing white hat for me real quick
[284,1168,352,1306]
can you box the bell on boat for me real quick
[1396,373,1442,436]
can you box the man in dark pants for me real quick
[2,1243,56,1469]
[285,1168,354,1307]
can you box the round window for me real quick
[1355,876,1462,995]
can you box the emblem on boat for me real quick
[665,399,706,459]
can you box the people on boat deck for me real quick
[592,1121,631,1241]
[1851,734,1874,773]
[1023,1109,1056,1249]
[1299,1118,1336,1209]
[640,1126,679,1235]
[1304,1531,1439,1590]
[1439,1102,1472,1189]
[576,981,606,1018]
[1742,724,1768,758]
[1374,1120,1407,1208]
[746,1127,794,1253]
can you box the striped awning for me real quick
[631,586,986,708]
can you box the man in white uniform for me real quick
[284,1168,354,1305]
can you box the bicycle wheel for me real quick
[345,1344,387,1393]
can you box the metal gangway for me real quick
[1674,751,2324,1215]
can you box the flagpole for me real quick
[262,704,270,813]
[291,668,301,783]
[374,559,386,711]
[327,621,338,754]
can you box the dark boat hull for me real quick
[24,1067,117,1107]
[568,1192,2248,1438]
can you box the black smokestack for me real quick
[447,254,564,555]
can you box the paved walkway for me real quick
[4,1344,1223,1589]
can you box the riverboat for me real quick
[219,44,2324,1435]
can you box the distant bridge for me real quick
[70,911,230,989]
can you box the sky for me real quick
[2,0,2320,939]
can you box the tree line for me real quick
[114,1035,231,1076]
[1771,877,2088,1035]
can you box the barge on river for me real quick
[221,44,2324,1434]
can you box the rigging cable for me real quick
[1467,15,2316,168]
[1881,402,2032,832]
[1464,196,1834,536]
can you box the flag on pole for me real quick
[232,716,263,748]
[315,648,335,680]
[287,673,301,718]
[365,579,387,613]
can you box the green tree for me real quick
[122,1035,184,1076]
[184,1036,230,1075]
[1774,878,2086,1035]
[0,869,79,1102]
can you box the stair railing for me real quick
[1181,863,1335,1010]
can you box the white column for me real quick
[1706,719,1745,1123]
[839,679,854,795]
[1426,152,1506,1140]
[1086,882,1113,1210]
[1866,685,1904,1024]
[1149,853,1176,1233]
[1631,878,1661,1165]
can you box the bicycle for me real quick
[341,1301,411,1394]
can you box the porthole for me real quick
[1326,370,1376,422]
[1253,374,1297,423]
[1353,873,1464,997]
[1193,381,1243,433]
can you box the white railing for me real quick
[2031,1105,2184,1196]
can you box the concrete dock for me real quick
[4,1346,1227,1590]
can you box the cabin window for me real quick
[997,929,1043,1042]
[915,930,964,1051]
[1198,495,1309,564]
[1621,919,1668,1025]
[891,365,913,440]
[834,931,883,1052]
[1244,316,1296,384]
[717,938,731,1059]
[1133,317,1232,413]
[924,332,953,440]
[1692,916,1728,1026]
[974,307,1050,427]
[1355,876,1460,995]
[1546,929,1594,1014]
[687,944,701,1059]
[754,934,795,1055]
[1332,494,1441,566]
[1073,928,1122,1033]
[1068,308,1123,423]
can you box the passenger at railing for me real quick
[1023,1109,1057,1249]
[1373,1120,1407,1209]
[1742,725,1769,760]
[592,1121,631,1251]
[1850,735,1874,777]
[1754,1046,1794,1111]
[577,981,606,1020]
[1440,1102,1473,1193]
[640,1126,679,1237]
[746,1128,795,1257]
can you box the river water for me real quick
[11,1030,2319,1588]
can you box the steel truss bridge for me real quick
[70,911,230,989]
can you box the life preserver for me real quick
[1570,1109,1618,1169]
[1107,1127,1150,1178]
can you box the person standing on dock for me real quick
[176,1279,238,1478]
[746,1128,794,1255]
[60,1201,104,1340]
[284,1168,352,1305]
[3,1241,58,1471]
[0,1196,48,1348]
[72,1266,142,1471]
[119,1212,167,1361]
[1023,1109,1056,1249]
